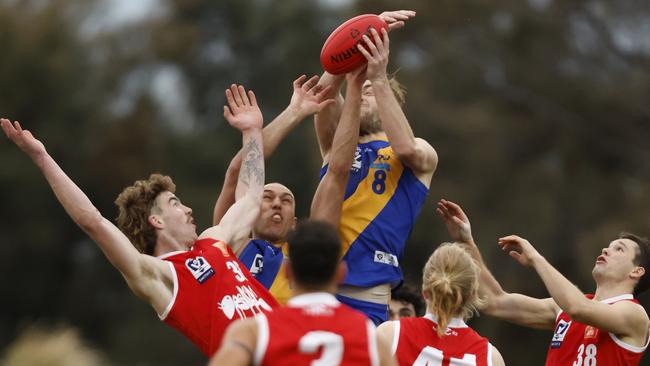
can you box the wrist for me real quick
[369,75,390,85]
[284,105,306,122]
[530,252,546,267]
[32,150,49,168]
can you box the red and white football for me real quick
[320,14,388,75]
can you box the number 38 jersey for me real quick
[393,314,492,366]
[158,238,278,356]
[255,292,379,366]
[319,139,428,288]
[546,294,649,366]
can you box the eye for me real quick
[282,199,292,204]
[616,247,624,252]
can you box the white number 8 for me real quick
[299,331,344,366]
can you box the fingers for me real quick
[293,74,307,89]
[225,89,238,113]
[387,21,405,31]
[381,28,389,50]
[314,85,332,101]
[247,90,257,107]
[223,105,233,120]
[356,42,373,62]
[301,75,319,93]
[229,84,244,107]
[1,118,13,138]
[317,99,336,110]
[238,85,250,105]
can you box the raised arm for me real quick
[436,199,558,330]
[499,235,650,341]
[357,28,438,181]
[1,119,172,314]
[212,76,333,225]
[201,85,264,253]
[313,10,416,160]
[310,67,365,227]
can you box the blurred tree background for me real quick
[0,0,648,364]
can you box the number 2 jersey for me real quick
[254,292,379,366]
[158,238,278,356]
[319,138,428,288]
[546,294,649,365]
[392,314,493,366]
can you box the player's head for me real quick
[115,174,196,255]
[253,183,296,244]
[389,284,425,320]
[359,77,406,136]
[592,232,650,295]
[286,220,343,291]
[422,243,483,337]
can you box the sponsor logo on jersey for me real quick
[551,319,572,348]
[584,326,599,340]
[374,250,399,267]
[351,147,362,171]
[185,256,215,284]
[249,254,264,275]
[218,285,273,320]
[370,162,391,170]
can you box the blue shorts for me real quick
[336,294,388,326]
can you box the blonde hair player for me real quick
[377,242,505,365]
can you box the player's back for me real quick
[394,315,491,366]
[256,292,378,366]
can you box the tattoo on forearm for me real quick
[239,137,264,187]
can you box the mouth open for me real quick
[596,255,606,264]
[271,213,282,223]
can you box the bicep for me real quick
[489,294,558,330]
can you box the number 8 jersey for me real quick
[545,294,649,366]
[319,138,428,288]
[254,292,379,366]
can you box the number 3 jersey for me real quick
[393,314,492,366]
[319,138,428,288]
[254,292,379,366]
[546,294,649,366]
[158,238,279,356]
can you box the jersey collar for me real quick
[598,293,634,304]
[424,313,469,328]
[288,292,340,307]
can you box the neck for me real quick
[153,234,192,257]
[358,131,387,143]
[593,281,634,301]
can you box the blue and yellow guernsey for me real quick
[320,138,428,288]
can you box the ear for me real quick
[335,262,347,284]
[290,216,297,230]
[631,266,646,281]
[422,289,431,302]
[148,214,164,230]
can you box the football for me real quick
[320,14,389,75]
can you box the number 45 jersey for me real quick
[319,139,428,288]
[393,314,492,366]
[255,293,379,366]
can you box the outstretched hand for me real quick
[356,28,390,82]
[224,84,263,131]
[346,65,367,90]
[436,199,473,243]
[1,118,47,160]
[498,235,541,267]
[287,75,335,120]
[379,10,416,31]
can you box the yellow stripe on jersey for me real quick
[269,243,291,305]
[339,146,404,254]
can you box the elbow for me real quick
[564,303,589,322]
[77,209,105,233]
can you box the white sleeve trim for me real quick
[608,330,650,353]
[158,261,178,320]
[391,320,400,355]
[487,342,494,366]
[254,314,269,366]
[367,320,380,366]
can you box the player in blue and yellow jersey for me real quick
[314,11,439,324]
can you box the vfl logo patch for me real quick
[185,256,215,284]
[551,319,572,348]
[374,251,398,267]
[351,147,362,171]
[249,254,264,276]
